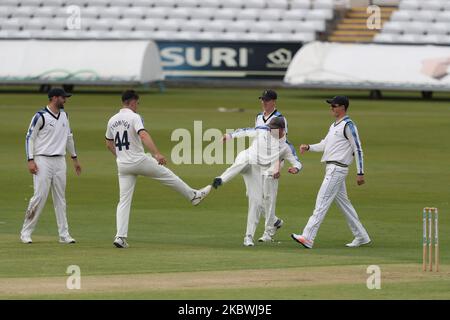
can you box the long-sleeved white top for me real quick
[309,115,364,175]
[229,126,302,175]
[25,106,77,160]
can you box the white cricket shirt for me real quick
[25,106,76,160]
[309,115,364,175]
[230,126,302,175]
[105,108,147,164]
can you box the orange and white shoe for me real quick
[291,233,313,249]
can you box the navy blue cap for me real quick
[48,88,72,98]
[326,96,349,107]
[259,89,277,101]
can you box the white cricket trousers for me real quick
[302,164,369,245]
[219,150,280,238]
[116,154,196,238]
[21,156,70,238]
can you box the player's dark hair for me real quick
[122,90,139,104]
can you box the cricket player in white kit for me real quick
[213,117,302,246]
[291,96,371,249]
[105,90,211,248]
[21,88,81,244]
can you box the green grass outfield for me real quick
[0,87,449,299]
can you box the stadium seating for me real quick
[0,0,335,42]
[374,0,450,44]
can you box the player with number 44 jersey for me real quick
[105,90,211,248]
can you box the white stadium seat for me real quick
[203,20,228,32]
[99,7,124,19]
[399,0,420,11]
[189,8,214,20]
[223,20,250,32]
[248,21,273,33]
[267,0,288,10]
[196,31,222,41]
[10,6,35,18]
[244,0,266,9]
[428,22,450,35]
[436,11,450,22]
[167,8,192,20]
[307,9,333,20]
[145,7,170,19]
[0,0,21,7]
[405,22,430,34]
[221,0,245,9]
[212,8,238,21]
[283,9,308,21]
[175,0,199,8]
[390,10,413,22]
[373,33,397,43]
[78,7,101,19]
[382,21,405,34]
[150,0,177,8]
[291,0,311,10]
[112,19,137,31]
[261,9,284,21]
[420,1,444,11]
[414,11,436,22]
[313,0,334,10]
[134,19,161,31]
[158,19,181,32]
[0,18,23,30]
[198,0,221,9]
[236,9,261,21]
[121,7,147,19]
[180,19,204,32]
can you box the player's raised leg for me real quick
[20,157,52,243]
[213,150,250,189]
[137,155,210,205]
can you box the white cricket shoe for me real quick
[258,232,273,243]
[59,236,76,244]
[20,235,32,244]
[345,237,371,247]
[191,185,212,206]
[267,218,284,237]
[243,235,254,247]
[113,237,129,248]
[291,233,313,249]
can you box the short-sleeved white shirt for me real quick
[106,108,146,164]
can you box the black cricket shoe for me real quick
[212,177,223,189]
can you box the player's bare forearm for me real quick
[105,139,116,156]
[139,130,166,165]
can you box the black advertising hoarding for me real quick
[156,41,303,80]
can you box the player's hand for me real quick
[273,171,281,179]
[27,160,38,175]
[299,144,309,154]
[155,153,167,165]
[357,175,365,186]
[288,167,299,174]
[72,158,81,176]
[222,134,231,143]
